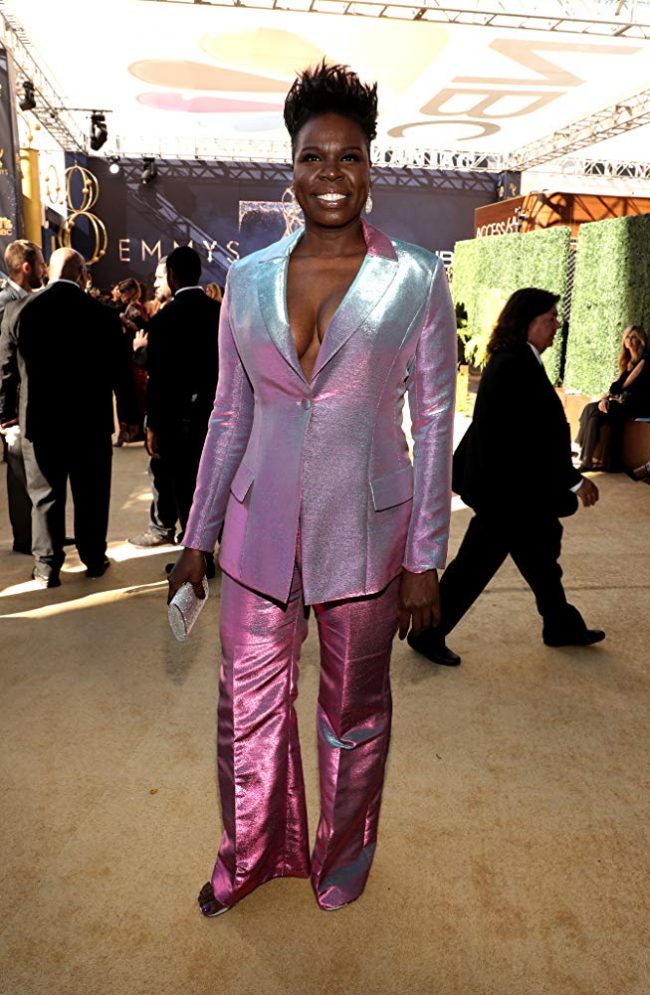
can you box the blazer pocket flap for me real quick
[230,461,255,502]
[371,465,414,511]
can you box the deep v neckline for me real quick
[256,220,399,385]
[284,234,369,383]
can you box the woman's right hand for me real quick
[167,548,208,605]
[598,397,609,414]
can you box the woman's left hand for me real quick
[398,568,441,640]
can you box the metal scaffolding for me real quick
[2,1,649,174]
[115,134,512,171]
[509,87,650,170]
[141,0,650,38]
[533,155,650,178]
[0,5,85,152]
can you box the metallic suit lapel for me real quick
[310,250,398,380]
[257,229,307,384]
[256,221,398,383]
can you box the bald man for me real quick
[0,248,136,587]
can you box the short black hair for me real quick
[166,245,201,286]
[284,62,378,153]
[488,288,560,355]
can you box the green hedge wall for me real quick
[452,226,571,383]
[564,213,650,395]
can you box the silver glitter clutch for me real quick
[168,578,209,641]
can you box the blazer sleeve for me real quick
[144,310,166,431]
[182,277,255,552]
[0,302,20,424]
[107,307,138,426]
[403,260,457,572]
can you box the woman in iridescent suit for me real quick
[168,63,457,915]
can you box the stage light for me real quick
[90,112,108,151]
[141,158,158,185]
[109,157,121,175]
[19,80,36,112]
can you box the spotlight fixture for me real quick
[90,112,108,151]
[19,79,36,112]
[141,157,158,185]
[108,156,121,175]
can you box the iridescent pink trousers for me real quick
[212,553,400,911]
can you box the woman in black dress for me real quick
[576,325,650,471]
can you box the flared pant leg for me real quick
[212,566,311,906]
[311,577,400,910]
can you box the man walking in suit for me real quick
[0,240,47,553]
[0,247,136,587]
[144,246,220,576]
[409,288,605,666]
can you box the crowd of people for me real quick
[1,237,646,596]
[0,61,648,921]
[0,239,222,587]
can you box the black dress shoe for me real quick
[31,566,61,589]
[407,629,461,666]
[198,881,230,918]
[544,628,606,647]
[85,557,111,578]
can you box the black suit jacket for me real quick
[0,283,23,320]
[0,281,136,440]
[145,288,220,436]
[453,345,582,519]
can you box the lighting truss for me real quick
[112,156,497,193]
[526,155,650,178]
[108,135,650,180]
[114,134,512,170]
[140,0,650,38]
[509,87,650,170]
[0,5,85,151]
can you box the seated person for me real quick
[576,325,649,472]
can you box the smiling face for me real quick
[527,304,561,354]
[292,112,371,231]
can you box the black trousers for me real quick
[3,432,32,551]
[439,510,586,642]
[22,434,113,573]
[577,400,628,470]
[157,424,206,536]
[148,454,178,538]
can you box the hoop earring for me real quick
[364,190,373,215]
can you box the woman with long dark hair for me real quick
[168,63,457,915]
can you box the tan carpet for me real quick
[0,444,648,995]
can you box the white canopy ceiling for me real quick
[6,0,650,170]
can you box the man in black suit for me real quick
[0,248,136,587]
[409,288,604,666]
[0,240,46,553]
[144,246,220,575]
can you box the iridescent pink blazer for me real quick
[183,221,457,605]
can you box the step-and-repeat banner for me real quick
[74,155,498,289]
[0,47,24,262]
